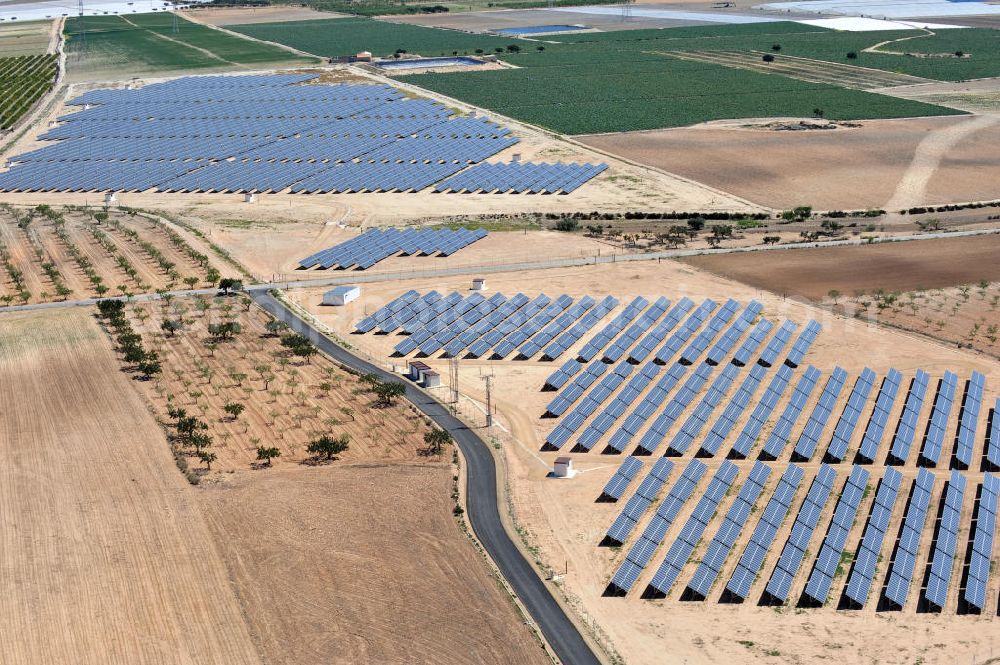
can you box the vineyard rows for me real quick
[0,54,57,130]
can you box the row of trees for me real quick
[97,299,162,380]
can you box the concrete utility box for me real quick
[104,192,117,204]
[322,285,360,306]
[244,193,256,203]
[407,360,431,382]
[553,457,574,478]
[471,278,487,291]
[355,51,373,62]
[422,370,441,388]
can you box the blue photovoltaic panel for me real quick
[544,361,633,448]
[647,461,739,596]
[730,364,796,458]
[648,299,716,365]
[544,358,583,391]
[687,461,771,598]
[844,467,902,608]
[600,457,644,501]
[924,470,966,609]
[988,398,1000,470]
[856,369,903,464]
[952,371,985,469]
[469,293,551,358]
[698,364,768,457]
[964,473,999,610]
[603,458,674,546]
[760,366,822,459]
[706,300,763,365]
[666,363,742,456]
[785,320,821,367]
[577,296,650,362]
[636,363,714,455]
[607,297,686,363]
[732,318,773,367]
[764,464,837,602]
[519,296,597,359]
[884,468,936,608]
[608,459,706,593]
[758,320,797,367]
[494,295,574,359]
[435,160,608,194]
[725,464,804,600]
[792,368,849,461]
[888,370,931,464]
[919,371,959,466]
[824,368,877,462]
[803,465,870,605]
[542,295,619,360]
[678,299,740,364]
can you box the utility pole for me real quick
[449,356,459,405]
[481,374,493,428]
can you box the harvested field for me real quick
[579,116,1000,210]
[0,308,262,665]
[183,5,346,26]
[294,257,1000,665]
[0,206,237,306]
[678,234,1000,301]
[200,464,550,665]
[121,297,434,472]
[0,19,51,56]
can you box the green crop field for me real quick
[64,13,316,81]
[0,53,57,130]
[407,22,974,134]
[0,20,52,57]
[229,17,513,58]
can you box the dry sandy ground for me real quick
[579,116,1000,211]
[200,463,550,665]
[293,257,1000,665]
[679,233,1000,301]
[0,308,263,665]
[182,5,347,26]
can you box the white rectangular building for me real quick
[322,285,361,306]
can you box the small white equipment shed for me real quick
[322,285,361,306]
[553,457,574,478]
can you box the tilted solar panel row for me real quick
[706,300,763,365]
[604,457,674,546]
[825,368,878,463]
[518,296,599,359]
[434,160,608,194]
[647,461,740,596]
[888,370,931,464]
[964,473,999,610]
[918,371,959,466]
[791,368,849,461]
[652,299,718,365]
[378,290,444,333]
[666,363,744,457]
[290,160,469,195]
[0,159,200,193]
[884,468,936,608]
[61,97,392,122]
[924,470,966,609]
[493,295,574,359]
[844,466,902,608]
[765,464,837,602]
[687,461,771,598]
[354,289,420,332]
[608,459,706,594]
[856,369,903,464]
[679,299,741,364]
[469,294,552,358]
[577,296,651,362]
[393,292,480,353]
[725,464,805,600]
[636,363,715,455]
[602,297,680,363]
[544,361,634,449]
[628,298,710,365]
[803,465,870,605]
[418,293,506,356]
[785,320,821,367]
[542,295,620,360]
[158,159,332,194]
[301,227,487,270]
[758,320,797,367]
[544,357,610,419]
[730,364,798,458]
[599,457,644,502]
[759,366,823,460]
[442,292,531,357]
[576,361,663,452]
[987,398,1000,471]
[952,371,985,469]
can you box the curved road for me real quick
[250,291,602,665]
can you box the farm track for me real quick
[661,50,932,91]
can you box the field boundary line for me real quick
[176,10,323,63]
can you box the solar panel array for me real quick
[647,461,739,596]
[791,368,849,461]
[687,461,771,598]
[924,470,965,609]
[608,459,705,594]
[0,75,604,195]
[952,371,985,469]
[965,473,999,611]
[299,227,487,270]
[856,369,903,464]
[433,160,608,194]
[844,467,902,608]
[577,297,653,362]
[918,371,959,466]
[765,464,837,603]
[888,370,931,465]
[599,456,643,501]
[884,468,935,608]
[726,464,805,601]
[803,465,870,605]
[824,368,877,463]
[759,367,822,460]
[604,458,674,547]
[988,398,1000,471]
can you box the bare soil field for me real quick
[182,6,347,26]
[679,233,1000,301]
[0,19,51,56]
[199,463,550,665]
[579,116,1000,210]
[121,297,433,473]
[291,258,1000,665]
[0,206,238,305]
[0,308,263,665]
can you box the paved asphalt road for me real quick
[251,291,602,665]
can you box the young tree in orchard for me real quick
[424,428,453,454]
[256,446,281,467]
[307,433,350,461]
[223,401,245,421]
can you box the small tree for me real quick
[223,401,245,421]
[813,107,824,119]
[218,278,243,295]
[762,54,775,63]
[183,276,199,289]
[307,433,350,461]
[828,289,841,304]
[198,450,217,470]
[256,446,281,467]
[424,428,453,454]
[374,380,406,407]
[687,217,706,233]
[265,320,288,337]
[161,318,184,337]
[293,341,318,364]
[138,358,162,380]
